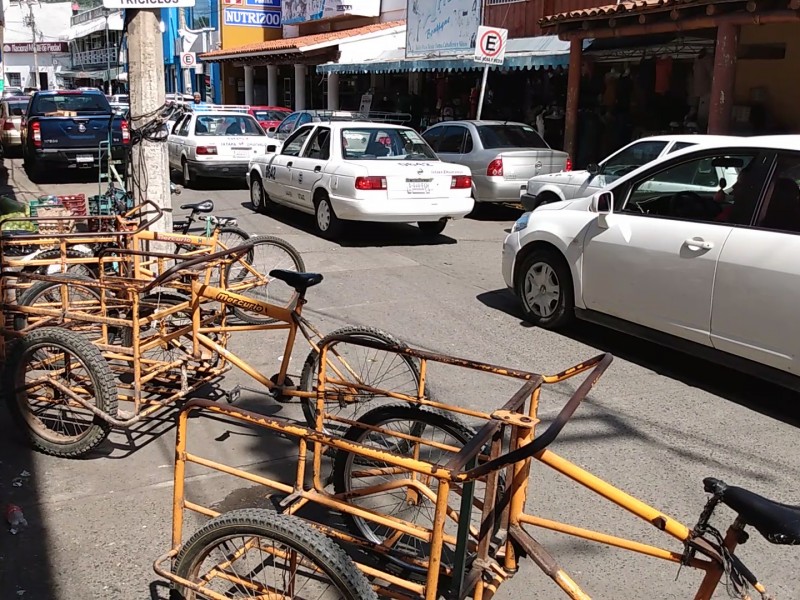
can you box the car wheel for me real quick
[25,154,44,183]
[532,191,561,211]
[418,219,447,236]
[314,193,343,239]
[517,248,574,329]
[181,158,192,188]
[250,173,265,212]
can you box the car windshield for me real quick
[195,115,264,136]
[31,93,110,115]
[341,128,437,161]
[254,109,290,121]
[600,141,667,177]
[7,102,27,116]
[476,124,548,149]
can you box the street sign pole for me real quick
[476,65,489,120]
[473,25,508,121]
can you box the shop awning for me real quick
[60,66,124,81]
[316,35,583,74]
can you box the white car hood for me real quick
[533,195,591,212]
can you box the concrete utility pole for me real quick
[127,9,171,238]
[178,8,192,93]
[24,1,40,90]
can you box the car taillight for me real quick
[487,157,503,177]
[31,121,41,148]
[121,119,130,144]
[355,176,387,190]
[196,146,217,155]
[3,121,15,131]
[451,175,472,189]
[565,156,572,172]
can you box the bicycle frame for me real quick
[156,340,770,600]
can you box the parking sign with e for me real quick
[473,26,508,66]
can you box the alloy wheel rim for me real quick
[524,262,560,318]
[251,180,262,208]
[317,200,330,231]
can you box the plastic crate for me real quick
[58,194,88,217]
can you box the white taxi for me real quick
[167,110,272,188]
[247,121,474,239]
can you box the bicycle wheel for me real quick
[333,404,496,575]
[299,327,421,433]
[15,248,98,302]
[172,509,377,600]
[223,235,305,324]
[216,225,250,252]
[3,327,118,458]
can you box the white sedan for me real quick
[520,134,736,211]
[167,110,272,188]
[503,135,800,388]
[247,121,474,239]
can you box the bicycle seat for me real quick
[269,269,323,292]
[704,478,800,545]
[180,200,214,213]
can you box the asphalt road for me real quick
[0,158,798,600]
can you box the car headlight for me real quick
[512,212,531,233]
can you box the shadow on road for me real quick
[476,287,800,428]
[239,201,459,248]
[467,203,524,222]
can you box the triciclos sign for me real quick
[103,0,195,7]
[473,26,508,66]
[180,52,197,69]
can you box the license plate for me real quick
[233,149,250,159]
[76,155,93,163]
[407,181,430,194]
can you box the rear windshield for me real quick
[477,124,548,149]
[7,102,27,116]
[31,93,110,115]
[341,127,437,161]
[253,110,290,121]
[195,115,264,136]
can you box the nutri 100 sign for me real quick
[224,7,281,27]
[103,0,195,7]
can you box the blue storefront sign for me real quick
[224,7,282,28]
[245,0,280,7]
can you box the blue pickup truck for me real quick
[21,89,129,181]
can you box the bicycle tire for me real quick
[3,327,118,458]
[172,509,377,600]
[333,403,484,574]
[15,248,98,302]
[298,326,422,431]
[223,234,306,325]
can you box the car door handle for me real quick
[684,238,714,250]
[286,161,293,168]
[314,166,322,173]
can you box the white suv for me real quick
[503,136,800,387]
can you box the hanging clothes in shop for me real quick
[654,57,673,95]
[617,68,633,110]
[603,68,619,108]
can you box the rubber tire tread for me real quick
[332,403,475,572]
[517,247,575,329]
[172,508,377,600]
[223,234,306,325]
[14,274,101,332]
[3,327,118,458]
[418,220,447,236]
[298,326,421,429]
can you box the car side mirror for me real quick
[591,191,613,214]
[267,144,277,153]
[587,163,600,176]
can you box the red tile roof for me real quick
[540,0,709,27]
[202,20,405,59]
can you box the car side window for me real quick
[422,127,443,151]
[277,113,299,134]
[179,117,192,136]
[438,126,466,154]
[755,153,800,234]
[281,127,312,157]
[297,112,313,126]
[668,141,696,154]
[303,127,331,160]
[171,116,186,135]
[601,141,667,180]
[463,130,474,153]
[622,152,761,224]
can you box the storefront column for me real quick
[294,64,306,110]
[267,65,278,106]
[707,23,739,134]
[244,65,254,105]
[327,73,340,110]
[563,38,582,158]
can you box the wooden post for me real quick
[563,38,582,157]
[707,23,739,134]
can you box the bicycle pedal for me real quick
[225,385,242,404]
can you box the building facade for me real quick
[64,5,126,92]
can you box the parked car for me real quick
[269,110,363,141]
[21,89,129,182]
[167,110,273,187]
[520,134,737,211]
[0,96,31,154]
[421,120,569,204]
[502,135,800,389]
[248,105,291,132]
[248,121,474,239]
[2,87,24,99]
